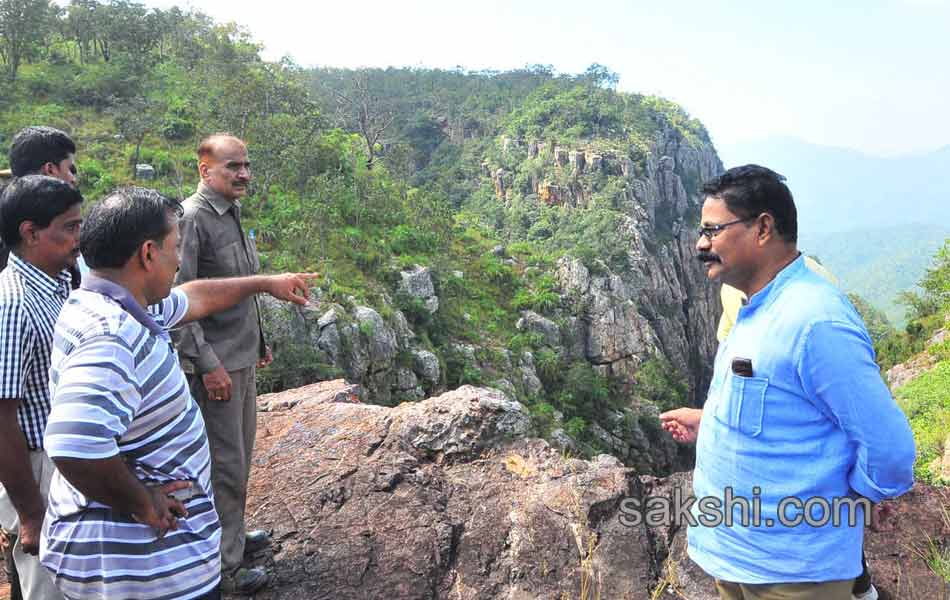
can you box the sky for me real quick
[143,0,950,158]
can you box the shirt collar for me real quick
[740,253,806,316]
[80,273,169,341]
[8,252,71,299]
[196,181,240,217]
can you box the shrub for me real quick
[895,361,950,485]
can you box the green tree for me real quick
[111,95,163,173]
[0,0,54,80]
[324,69,395,169]
[848,293,896,346]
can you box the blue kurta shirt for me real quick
[688,255,915,584]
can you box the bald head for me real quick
[197,134,245,161]
[197,134,251,201]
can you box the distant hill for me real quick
[720,136,950,236]
[802,224,950,327]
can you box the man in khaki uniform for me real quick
[173,134,270,594]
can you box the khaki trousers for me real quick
[191,366,257,574]
[716,578,855,600]
[0,451,63,600]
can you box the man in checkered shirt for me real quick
[0,176,81,600]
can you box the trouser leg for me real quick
[1,528,22,600]
[722,579,855,600]
[0,452,64,600]
[193,367,257,574]
[715,579,745,600]
[852,551,872,594]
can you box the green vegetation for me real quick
[848,293,897,347]
[885,239,950,485]
[895,361,950,485]
[875,239,950,372]
[0,0,710,468]
[7,0,944,480]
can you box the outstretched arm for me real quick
[178,273,319,325]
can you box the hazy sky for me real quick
[147,0,950,157]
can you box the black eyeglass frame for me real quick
[697,215,758,240]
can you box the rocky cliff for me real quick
[260,124,722,473]
[489,125,722,404]
[232,381,949,600]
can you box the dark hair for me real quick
[0,175,84,248]
[9,126,77,176]
[701,164,798,243]
[81,187,183,269]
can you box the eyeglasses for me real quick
[697,216,757,240]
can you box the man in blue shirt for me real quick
[660,165,915,600]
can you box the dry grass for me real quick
[909,496,950,585]
[649,555,690,600]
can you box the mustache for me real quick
[697,252,721,263]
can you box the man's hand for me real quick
[17,507,45,555]
[258,345,273,369]
[202,365,232,402]
[132,481,190,538]
[659,408,703,443]
[264,273,320,306]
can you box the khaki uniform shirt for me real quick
[172,182,265,373]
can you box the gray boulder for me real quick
[412,350,441,387]
[515,310,560,347]
[398,265,439,314]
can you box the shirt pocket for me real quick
[245,234,261,274]
[715,373,768,437]
[212,240,245,276]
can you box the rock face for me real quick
[245,383,662,599]
[240,381,949,600]
[398,265,439,314]
[259,296,436,404]
[258,125,721,471]
[495,128,722,403]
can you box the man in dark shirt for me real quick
[172,134,271,594]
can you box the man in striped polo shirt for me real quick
[0,176,82,600]
[41,187,317,600]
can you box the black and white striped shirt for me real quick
[0,252,71,450]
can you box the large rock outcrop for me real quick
[243,382,662,599]
[234,381,948,600]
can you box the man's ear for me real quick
[18,220,39,247]
[197,159,210,181]
[138,240,155,270]
[39,162,57,177]
[755,213,776,245]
